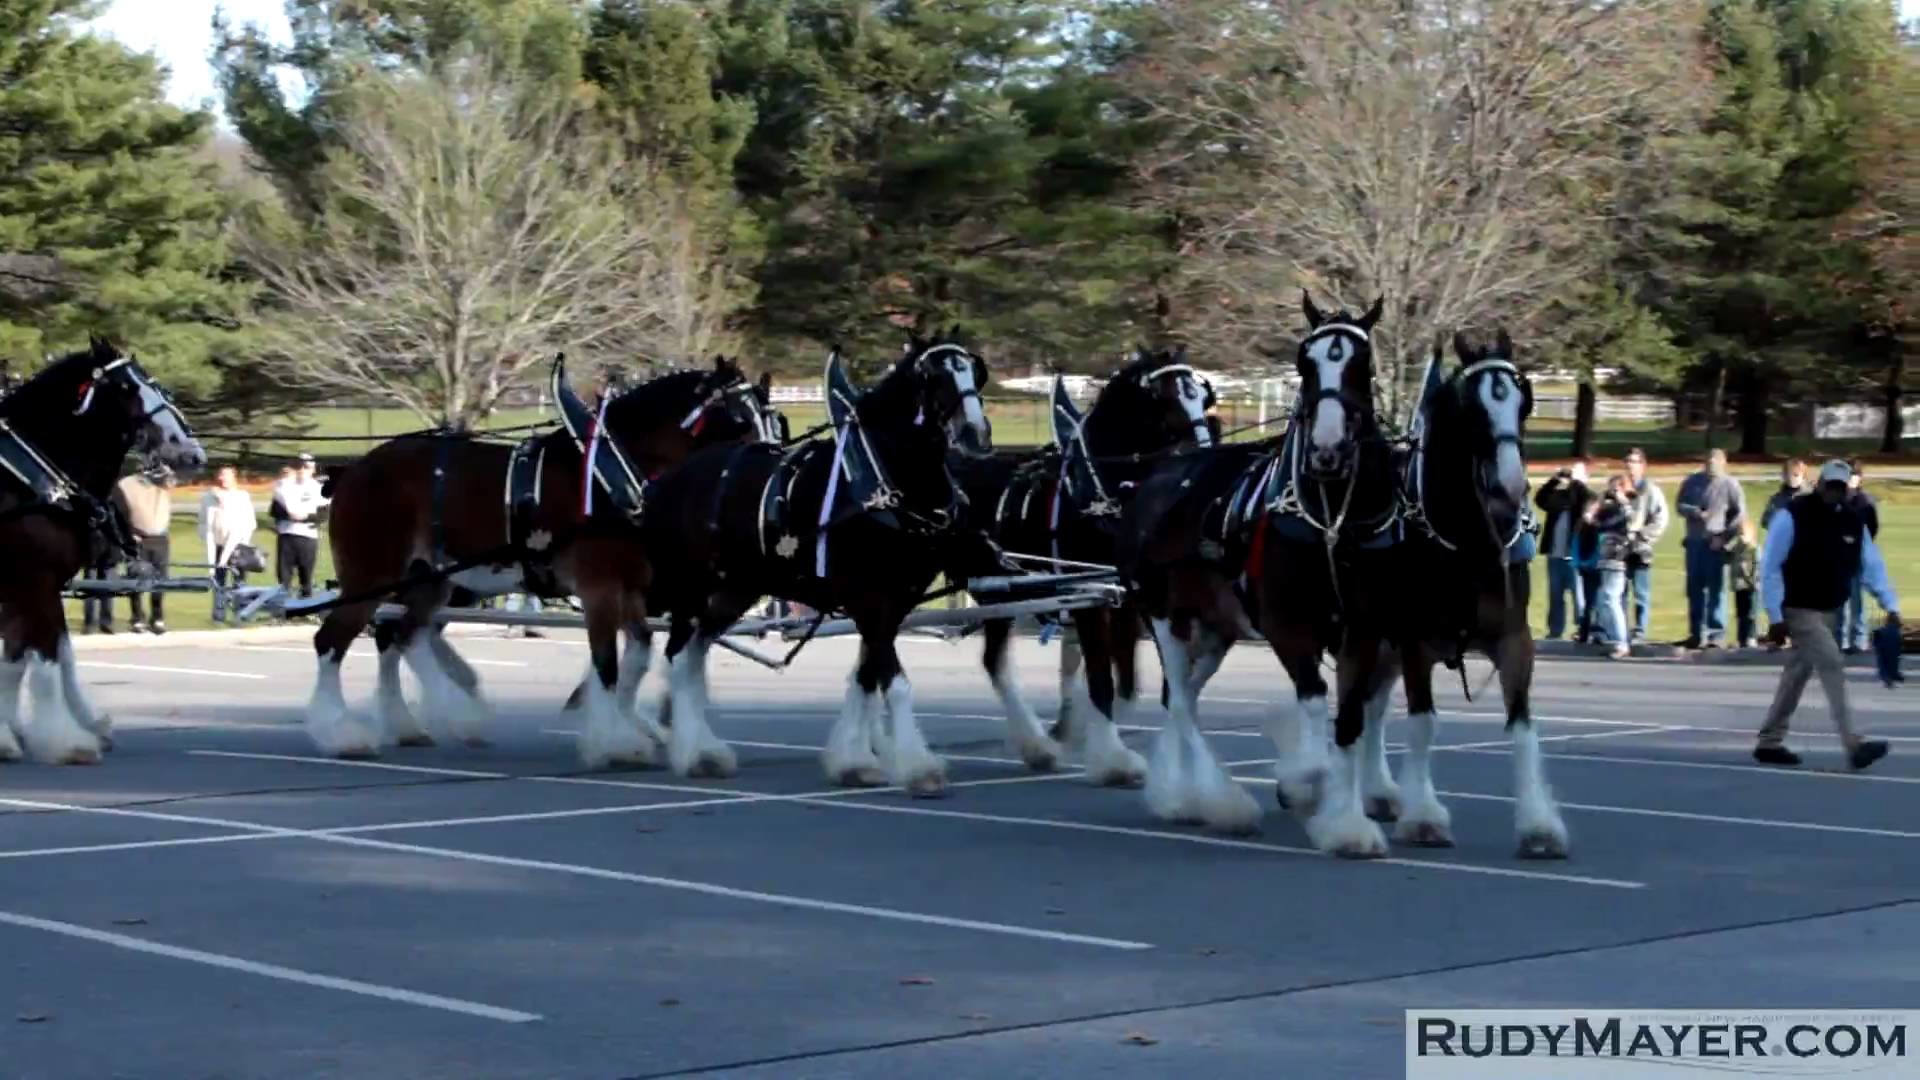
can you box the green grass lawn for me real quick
[66,516,340,635]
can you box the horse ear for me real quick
[757,371,772,392]
[1496,327,1514,358]
[1173,343,1188,362]
[1359,295,1384,331]
[1453,331,1476,365]
[1301,289,1324,328]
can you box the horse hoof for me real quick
[836,766,887,788]
[1365,797,1401,823]
[1021,752,1059,774]
[336,745,381,761]
[904,772,949,799]
[462,736,492,750]
[56,747,102,766]
[396,734,436,748]
[1517,832,1569,860]
[1399,822,1455,848]
[690,754,739,780]
[1092,768,1145,789]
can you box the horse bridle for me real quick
[1295,323,1373,475]
[681,376,780,444]
[76,357,191,454]
[912,343,984,432]
[1137,361,1214,447]
[1411,356,1534,554]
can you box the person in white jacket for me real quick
[199,466,258,622]
[271,452,329,599]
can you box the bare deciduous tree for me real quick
[1135,0,1705,424]
[241,54,737,429]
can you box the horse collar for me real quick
[0,418,82,511]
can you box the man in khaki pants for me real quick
[1755,460,1898,770]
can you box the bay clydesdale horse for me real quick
[1,338,206,764]
[304,356,780,764]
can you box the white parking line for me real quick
[231,645,525,668]
[1435,726,1686,752]
[0,907,541,1014]
[787,792,1646,890]
[0,909,539,1023]
[0,795,1148,951]
[1448,747,1920,785]
[78,662,267,681]
[1222,776,1920,841]
[182,747,1636,890]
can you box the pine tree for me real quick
[0,0,250,389]
[1644,0,1898,453]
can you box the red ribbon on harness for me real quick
[1243,514,1269,587]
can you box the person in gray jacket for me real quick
[1674,448,1747,648]
[1622,447,1669,643]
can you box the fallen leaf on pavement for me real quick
[899,976,935,986]
[1121,1032,1157,1046]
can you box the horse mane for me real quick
[1081,350,1170,453]
[0,339,119,422]
[602,368,728,433]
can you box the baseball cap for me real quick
[1818,459,1851,486]
[296,452,315,464]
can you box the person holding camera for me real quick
[1754,459,1897,771]
[1583,473,1636,659]
[1534,459,1593,639]
[271,452,329,600]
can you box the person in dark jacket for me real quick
[1534,459,1593,639]
[1762,457,1808,529]
[1754,459,1898,771]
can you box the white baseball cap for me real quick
[1818,459,1851,486]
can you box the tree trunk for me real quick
[1880,349,1905,454]
[1737,372,1769,457]
[1572,378,1596,459]
[1703,363,1724,452]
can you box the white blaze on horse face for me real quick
[946,353,989,444]
[1176,374,1212,447]
[1479,372,1526,503]
[1305,333,1351,454]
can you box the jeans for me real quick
[80,556,116,630]
[1577,567,1603,642]
[1629,562,1653,642]
[1683,538,1729,644]
[1546,558,1584,639]
[1596,569,1629,645]
[1841,573,1868,649]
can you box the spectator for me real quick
[1763,457,1808,528]
[1573,505,1605,644]
[1755,459,1897,771]
[1534,458,1593,640]
[1621,447,1669,644]
[271,452,328,600]
[1585,473,1635,659]
[1724,514,1760,648]
[78,544,117,635]
[198,465,258,623]
[1838,459,1879,654]
[114,463,175,634]
[1674,448,1746,648]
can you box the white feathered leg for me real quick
[614,631,667,752]
[822,668,885,787]
[666,639,737,779]
[1075,678,1147,788]
[1512,720,1569,858]
[1305,720,1389,858]
[1145,619,1259,831]
[990,648,1062,772]
[55,638,112,750]
[578,649,658,771]
[377,642,430,747]
[305,651,381,758]
[1394,710,1453,847]
[402,633,493,747]
[1055,630,1083,738]
[21,651,101,765]
[1273,694,1332,814]
[882,672,946,797]
[1359,678,1401,822]
[0,655,26,762]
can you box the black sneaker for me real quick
[1849,740,1890,771]
[149,621,166,636]
[1753,745,1802,766]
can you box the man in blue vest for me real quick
[1754,459,1898,770]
